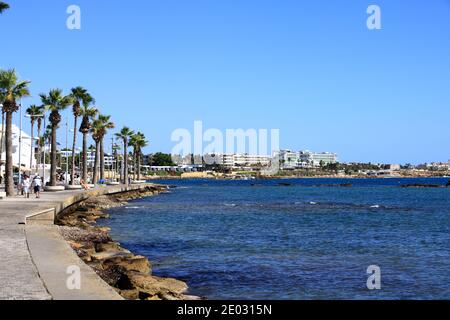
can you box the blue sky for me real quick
[1,0,450,164]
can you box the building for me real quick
[299,151,338,167]
[278,149,339,169]
[208,154,271,169]
[0,124,37,174]
[279,150,299,169]
[86,151,115,168]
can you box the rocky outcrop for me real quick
[57,185,200,300]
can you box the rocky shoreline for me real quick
[56,185,199,300]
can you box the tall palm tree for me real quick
[130,132,148,181]
[90,118,102,185]
[89,115,114,184]
[26,105,43,169]
[0,69,31,196]
[115,127,134,186]
[40,89,73,187]
[69,87,92,185]
[0,2,9,14]
[98,115,114,181]
[79,101,97,183]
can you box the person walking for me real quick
[22,175,31,198]
[33,174,43,199]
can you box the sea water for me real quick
[101,178,450,300]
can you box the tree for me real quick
[40,89,73,186]
[115,127,134,186]
[0,2,9,14]
[91,114,114,184]
[151,153,176,167]
[0,69,31,196]
[99,115,114,181]
[26,105,43,169]
[69,87,92,185]
[79,100,97,183]
[130,132,148,181]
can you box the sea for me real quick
[101,178,450,300]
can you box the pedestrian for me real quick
[22,175,31,198]
[33,174,43,199]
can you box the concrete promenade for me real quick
[0,184,154,300]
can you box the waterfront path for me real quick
[0,184,154,300]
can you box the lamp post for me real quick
[18,103,23,189]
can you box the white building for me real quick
[0,124,37,174]
[278,149,339,169]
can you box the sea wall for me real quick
[55,184,199,300]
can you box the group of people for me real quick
[19,174,43,199]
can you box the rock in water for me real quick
[120,271,188,299]
[447,180,450,187]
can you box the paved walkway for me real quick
[0,184,152,300]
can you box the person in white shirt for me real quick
[22,176,31,198]
[33,174,43,199]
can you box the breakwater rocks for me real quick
[56,185,199,301]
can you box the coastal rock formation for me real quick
[57,185,199,300]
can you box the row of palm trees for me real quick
[0,69,148,197]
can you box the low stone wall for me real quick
[54,184,199,301]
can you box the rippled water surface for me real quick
[102,178,450,299]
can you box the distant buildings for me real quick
[279,150,338,169]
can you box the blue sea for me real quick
[101,178,450,300]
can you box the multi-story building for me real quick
[204,153,271,169]
[279,150,299,169]
[279,150,338,169]
[86,151,115,168]
[299,151,338,167]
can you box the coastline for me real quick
[55,184,200,301]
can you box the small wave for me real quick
[125,206,141,209]
[309,202,318,205]
[223,203,238,207]
[370,205,380,209]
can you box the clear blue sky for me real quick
[1,0,450,164]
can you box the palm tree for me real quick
[79,101,97,183]
[69,87,92,185]
[26,105,43,169]
[0,2,9,14]
[115,127,134,185]
[40,89,73,187]
[98,115,114,181]
[90,115,114,184]
[90,118,102,185]
[0,69,30,196]
[130,132,148,181]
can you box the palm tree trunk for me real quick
[137,151,141,181]
[71,116,78,185]
[100,138,105,181]
[133,150,137,181]
[124,141,128,186]
[30,121,35,169]
[37,119,42,168]
[82,132,87,182]
[93,141,99,185]
[50,124,58,186]
[0,111,4,164]
[5,112,14,196]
